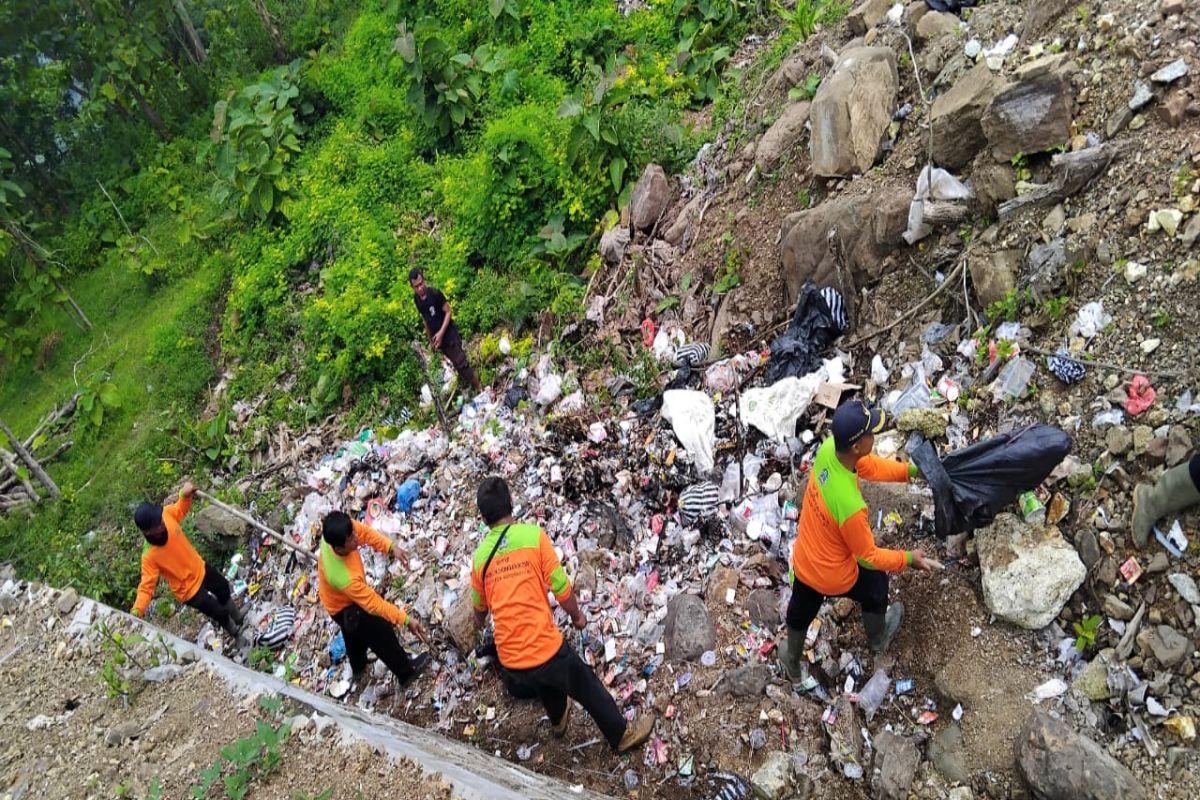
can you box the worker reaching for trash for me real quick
[318,511,430,691]
[470,476,655,754]
[409,267,483,396]
[131,480,246,638]
[779,400,937,680]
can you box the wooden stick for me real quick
[0,418,58,498]
[1024,347,1182,379]
[0,450,37,501]
[194,490,316,562]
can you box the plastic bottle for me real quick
[857,667,891,722]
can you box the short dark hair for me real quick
[322,511,353,548]
[408,267,424,283]
[477,477,512,525]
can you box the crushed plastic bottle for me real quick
[992,357,1036,402]
[856,667,891,722]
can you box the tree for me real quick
[171,0,208,65]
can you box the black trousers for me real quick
[333,605,413,681]
[785,569,889,633]
[439,327,478,388]
[504,641,627,749]
[1190,454,1199,491]
[184,562,232,627]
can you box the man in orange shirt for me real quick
[131,481,245,638]
[470,477,653,752]
[318,511,430,688]
[780,401,936,680]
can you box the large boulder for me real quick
[664,593,716,661]
[872,732,921,800]
[1015,711,1147,800]
[810,47,899,177]
[916,10,960,43]
[630,164,670,231]
[848,0,891,35]
[969,249,1019,308]
[755,102,811,172]
[931,64,1000,169]
[977,514,1086,629]
[981,55,1075,161]
[194,504,248,541]
[751,751,795,800]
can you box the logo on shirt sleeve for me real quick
[818,468,829,485]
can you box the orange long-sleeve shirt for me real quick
[791,437,916,596]
[317,520,409,626]
[132,495,206,616]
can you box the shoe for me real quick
[221,617,242,639]
[551,703,571,738]
[1132,462,1200,547]
[223,598,246,625]
[616,714,655,753]
[863,602,904,656]
[398,652,430,687]
[777,626,807,682]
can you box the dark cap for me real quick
[134,502,163,531]
[832,400,887,451]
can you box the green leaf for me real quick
[393,32,416,62]
[98,381,121,408]
[556,96,583,119]
[100,81,118,102]
[489,0,506,18]
[609,157,627,193]
[583,112,600,142]
[251,180,274,217]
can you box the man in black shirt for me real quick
[409,268,483,394]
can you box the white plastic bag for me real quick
[661,390,716,473]
[1069,301,1111,340]
[903,165,975,244]
[740,375,821,442]
[535,374,563,406]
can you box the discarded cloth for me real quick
[679,482,720,526]
[661,390,716,473]
[925,0,978,11]
[1046,353,1086,384]
[911,425,1073,538]
[1125,375,1156,416]
[766,281,845,385]
[395,479,421,513]
[740,374,822,442]
[674,343,711,367]
[257,606,297,650]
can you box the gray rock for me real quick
[1132,425,1154,456]
[977,514,1086,629]
[311,713,336,736]
[105,721,142,747]
[1167,426,1193,467]
[661,192,704,247]
[287,714,312,733]
[443,590,478,655]
[747,588,782,627]
[1103,594,1134,621]
[599,226,630,266]
[848,0,892,34]
[872,731,921,800]
[630,164,670,231]
[948,788,974,800]
[1105,425,1132,456]
[1169,574,1200,605]
[916,10,959,42]
[721,664,770,698]
[970,249,1019,307]
[1072,650,1114,700]
[1026,238,1067,296]
[1182,212,1200,249]
[664,593,716,661]
[1147,552,1170,574]
[1151,58,1190,84]
[981,55,1075,161]
[971,162,1016,213]
[1076,530,1101,570]
[1147,625,1190,667]
[143,664,184,684]
[1128,82,1154,111]
[928,724,969,784]
[1015,711,1147,799]
[0,592,17,614]
[810,47,899,176]
[752,751,794,800]
[755,102,812,172]
[931,64,999,169]
[55,587,79,615]
[1021,0,1073,39]
[194,504,249,541]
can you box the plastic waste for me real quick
[903,165,975,244]
[535,373,562,406]
[718,455,765,502]
[765,281,845,385]
[857,667,890,722]
[871,355,889,386]
[740,374,822,442]
[911,424,1073,538]
[1069,301,1111,340]
[395,479,421,513]
[661,390,717,473]
[1092,409,1124,428]
[992,356,1036,401]
[1125,375,1156,416]
[1176,390,1200,415]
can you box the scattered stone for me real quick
[977,514,1086,630]
[1132,425,1154,454]
[105,721,143,747]
[630,164,670,231]
[1046,494,1070,525]
[848,0,892,35]
[1151,58,1190,84]
[1147,208,1184,237]
[930,64,1000,169]
[1181,215,1200,249]
[1146,625,1190,667]
[981,55,1075,161]
[971,163,1016,212]
[833,597,857,620]
[1129,82,1154,111]
[1161,0,1185,15]
[443,591,478,656]
[1147,552,1171,574]
[970,249,1019,307]
[143,664,184,684]
[948,789,974,800]
[1072,649,1114,700]
[194,505,249,541]
[599,226,630,266]
[755,102,812,172]
[916,10,959,42]
[720,664,770,698]
[664,593,716,661]
[1160,90,1188,127]
[1167,426,1193,467]
[311,713,336,736]
[1169,574,1200,606]
[1104,594,1135,621]
[1076,530,1101,570]
[54,588,79,616]
[929,724,969,784]
[1105,425,1132,456]
[1124,260,1148,283]
[0,592,17,614]
[706,566,739,603]
[1146,436,1169,464]
[1016,711,1147,800]
[810,47,899,176]
[752,751,794,800]
[873,731,921,800]
[746,588,782,627]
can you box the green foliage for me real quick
[96,621,176,701]
[191,697,291,800]
[77,373,123,430]
[986,288,1029,323]
[1151,310,1171,328]
[1073,613,1102,652]
[788,73,822,101]
[1042,296,1070,321]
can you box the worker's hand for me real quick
[131,607,143,618]
[393,547,412,570]
[570,610,587,630]
[910,549,937,571]
[431,331,444,350]
[179,480,197,499]
[406,616,429,645]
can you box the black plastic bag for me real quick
[925,0,978,12]
[765,280,844,385]
[911,424,1072,538]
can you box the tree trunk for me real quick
[171,0,207,64]
[127,82,169,138]
[253,0,289,63]
[0,418,59,499]
[51,276,93,330]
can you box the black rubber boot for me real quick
[863,602,904,655]
[1132,462,1200,547]
[778,626,807,681]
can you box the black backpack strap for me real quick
[479,524,512,605]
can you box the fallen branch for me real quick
[195,490,316,562]
[998,142,1128,221]
[838,256,969,351]
[1023,347,1182,379]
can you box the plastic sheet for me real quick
[740,375,822,442]
[661,390,717,473]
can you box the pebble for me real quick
[1128,82,1153,111]
[1140,339,1161,354]
[1104,594,1135,621]
[1169,574,1200,605]
[1151,58,1190,84]
[1124,260,1148,283]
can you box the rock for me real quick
[981,55,1075,161]
[848,0,891,35]
[755,102,812,172]
[970,250,1019,307]
[1147,552,1170,574]
[664,593,716,661]
[948,789,974,800]
[0,592,17,614]
[1129,82,1154,112]
[810,47,899,176]
[931,64,999,169]
[721,664,770,698]
[1103,594,1134,621]
[1132,425,1154,455]
[599,226,630,266]
[1160,90,1188,127]
[706,566,739,603]
[55,588,78,616]
[1072,650,1114,700]
[1148,625,1190,667]
[1161,0,1185,14]
[1146,436,1169,464]
[443,590,478,655]
[1147,209,1184,237]
[971,162,1016,212]
[1124,260,1148,283]
[929,724,969,784]
[105,721,143,747]
[630,164,670,231]
[1026,238,1067,295]
[1096,557,1118,586]
[833,597,857,620]
[1169,574,1200,605]
[1182,214,1200,249]
[1105,425,1132,456]
[747,588,782,627]
[143,664,184,684]
[195,504,249,542]
[1151,58,1190,84]
[1075,530,1100,570]
[288,714,312,733]
[873,731,921,800]
[1167,426,1193,466]
[917,10,959,42]
[662,192,704,247]
[977,514,1086,630]
[751,751,794,800]
[905,1,929,36]
[574,563,597,595]
[1022,0,1073,39]
[1015,711,1147,800]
